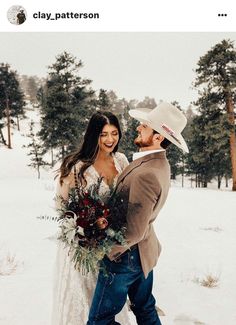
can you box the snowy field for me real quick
[0,110,236,325]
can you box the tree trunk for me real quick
[196,174,200,187]
[181,162,185,188]
[16,115,20,131]
[198,175,201,188]
[181,173,184,187]
[51,148,54,167]
[37,165,40,179]
[217,175,222,189]
[6,99,12,149]
[225,93,236,191]
[225,175,228,188]
[61,145,65,159]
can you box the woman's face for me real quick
[98,124,119,154]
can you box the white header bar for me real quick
[0,0,235,32]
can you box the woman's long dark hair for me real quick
[59,111,122,186]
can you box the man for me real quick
[87,102,189,325]
[16,9,26,25]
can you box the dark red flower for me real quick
[83,199,90,205]
[103,208,110,218]
[76,218,90,229]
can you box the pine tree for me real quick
[166,101,188,183]
[97,89,132,116]
[24,121,46,179]
[38,52,95,159]
[119,105,139,161]
[97,89,111,111]
[27,76,39,103]
[194,39,236,190]
[0,63,25,137]
[166,145,185,180]
[186,92,231,188]
[186,114,216,187]
[137,96,157,109]
[19,75,44,104]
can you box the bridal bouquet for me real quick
[56,179,127,275]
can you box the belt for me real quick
[119,244,138,257]
[129,244,138,251]
[113,244,138,261]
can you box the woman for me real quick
[51,111,131,325]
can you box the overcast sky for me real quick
[0,32,236,108]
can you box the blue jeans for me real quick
[87,247,162,325]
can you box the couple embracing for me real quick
[52,102,189,325]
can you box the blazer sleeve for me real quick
[108,171,161,259]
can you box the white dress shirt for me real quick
[132,149,165,161]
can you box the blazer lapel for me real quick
[116,151,167,187]
[116,159,142,187]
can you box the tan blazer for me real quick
[108,151,170,278]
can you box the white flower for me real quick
[106,228,115,237]
[63,216,77,243]
[77,226,84,236]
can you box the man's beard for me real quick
[134,134,154,148]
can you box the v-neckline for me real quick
[91,154,119,187]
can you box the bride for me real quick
[51,111,132,325]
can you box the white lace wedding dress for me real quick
[51,152,132,325]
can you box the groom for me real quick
[87,102,189,325]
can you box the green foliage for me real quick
[195,39,236,91]
[193,39,236,189]
[97,89,129,116]
[24,120,47,178]
[18,75,43,104]
[186,114,215,186]
[97,89,111,111]
[119,105,139,161]
[166,145,185,180]
[137,96,157,109]
[186,98,231,187]
[166,101,189,179]
[38,52,96,158]
[0,63,25,123]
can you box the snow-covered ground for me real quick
[0,110,236,325]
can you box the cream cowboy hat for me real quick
[129,102,189,153]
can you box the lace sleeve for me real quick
[55,161,83,209]
[114,152,129,172]
[55,172,74,210]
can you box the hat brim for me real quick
[129,108,189,153]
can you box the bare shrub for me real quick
[200,226,222,232]
[193,273,220,288]
[0,253,22,276]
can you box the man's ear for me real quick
[153,133,165,144]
